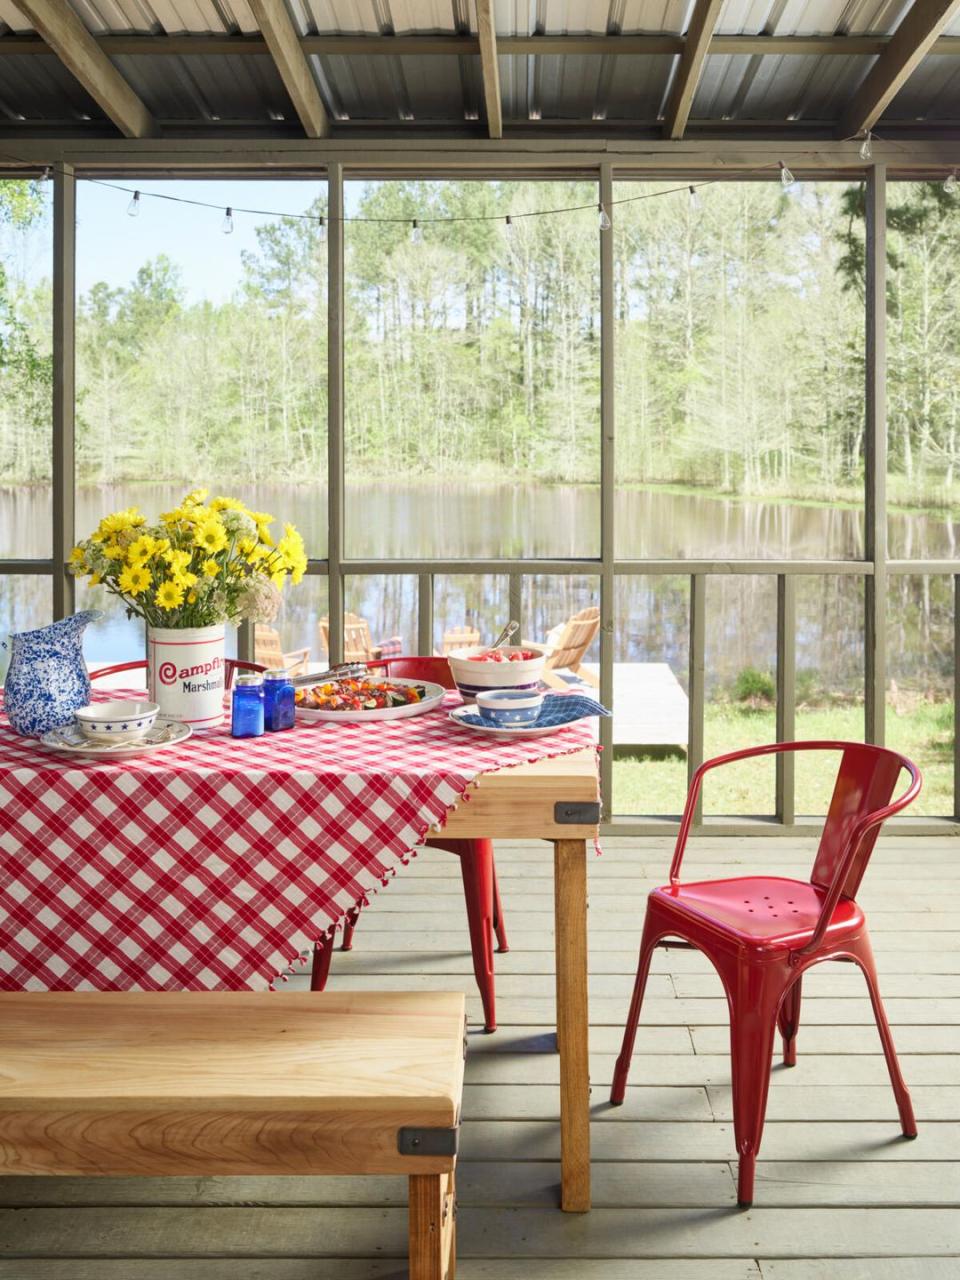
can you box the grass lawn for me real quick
[612,699,953,818]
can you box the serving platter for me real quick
[296,678,447,724]
[39,719,192,761]
[447,704,559,740]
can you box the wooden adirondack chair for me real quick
[318,613,382,663]
[441,625,481,655]
[254,625,310,675]
[542,606,600,689]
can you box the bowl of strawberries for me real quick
[446,643,550,702]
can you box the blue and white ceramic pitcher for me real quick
[1,611,101,737]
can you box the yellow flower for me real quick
[104,541,124,560]
[237,537,257,557]
[69,545,86,566]
[201,558,221,579]
[183,488,209,506]
[210,496,245,512]
[163,548,192,574]
[89,572,101,586]
[250,511,274,544]
[172,571,198,590]
[156,579,185,611]
[195,519,228,553]
[118,563,152,597]
[187,591,198,604]
[99,507,144,536]
[270,568,287,589]
[128,534,159,563]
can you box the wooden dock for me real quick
[566,661,689,748]
[1,832,957,1277]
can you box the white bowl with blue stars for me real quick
[74,699,159,744]
[476,688,543,727]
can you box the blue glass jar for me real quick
[231,672,264,738]
[263,668,296,732]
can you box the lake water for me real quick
[1,481,956,695]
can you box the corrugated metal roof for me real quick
[1,0,959,132]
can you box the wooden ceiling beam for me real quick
[476,0,503,139]
[662,0,726,140]
[12,0,156,138]
[6,32,960,58]
[838,0,960,137]
[247,0,329,139]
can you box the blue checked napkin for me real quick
[458,692,611,729]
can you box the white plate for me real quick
[39,719,192,760]
[447,705,558,739]
[296,678,447,723]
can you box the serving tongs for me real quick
[288,662,369,690]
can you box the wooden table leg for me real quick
[553,837,591,1212]
[409,1170,456,1279]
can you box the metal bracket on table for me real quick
[398,1125,460,1158]
[554,801,601,825]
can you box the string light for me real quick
[318,214,327,242]
[504,214,514,234]
[126,190,140,217]
[40,166,51,182]
[598,202,611,231]
[945,169,959,196]
[411,218,422,244]
[688,184,699,207]
[222,207,234,235]
[859,132,873,161]
[779,161,795,187]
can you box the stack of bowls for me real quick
[446,644,549,703]
[74,699,160,745]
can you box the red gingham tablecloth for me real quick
[0,692,597,991]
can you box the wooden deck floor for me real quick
[1,834,959,1278]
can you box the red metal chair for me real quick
[89,658,264,690]
[310,655,509,1032]
[610,740,922,1208]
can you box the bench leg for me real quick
[409,1170,456,1280]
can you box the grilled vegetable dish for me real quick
[295,678,429,712]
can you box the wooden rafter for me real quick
[838,0,960,138]
[475,0,503,138]
[662,0,726,140]
[247,0,329,139]
[6,31,960,58]
[13,0,156,139]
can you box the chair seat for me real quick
[653,875,864,949]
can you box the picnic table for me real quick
[0,690,599,1212]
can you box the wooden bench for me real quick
[0,991,465,1280]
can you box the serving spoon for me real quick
[491,620,520,650]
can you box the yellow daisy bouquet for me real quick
[70,489,307,628]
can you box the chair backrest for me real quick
[811,742,915,899]
[442,626,480,655]
[254,625,285,668]
[318,613,374,663]
[89,658,264,692]
[372,656,456,690]
[544,606,600,672]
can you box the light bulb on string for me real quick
[504,214,515,235]
[945,170,959,196]
[126,190,140,217]
[222,207,234,235]
[688,184,699,208]
[318,215,327,242]
[779,161,795,188]
[411,218,423,244]
[40,166,51,182]
[858,131,873,161]
[598,202,611,231]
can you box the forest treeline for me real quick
[1,178,959,507]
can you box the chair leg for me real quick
[457,840,497,1033]
[610,913,661,1106]
[310,933,334,991]
[777,976,803,1067]
[728,974,782,1208]
[850,934,917,1138]
[340,908,358,952]
[492,862,509,953]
